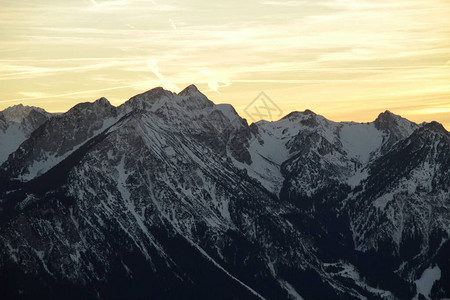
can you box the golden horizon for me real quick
[1,84,448,130]
[1,0,449,129]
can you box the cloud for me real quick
[0,60,146,80]
[0,85,136,105]
[169,19,177,30]
[0,0,449,124]
[17,92,52,99]
[262,1,308,7]
[147,60,180,92]
[89,0,129,8]
[407,107,450,115]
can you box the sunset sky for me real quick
[1,0,449,127]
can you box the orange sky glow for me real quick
[1,0,449,128]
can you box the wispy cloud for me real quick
[0,85,136,105]
[88,0,130,10]
[147,59,180,92]
[262,1,308,7]
[0,0,449,126]
[0,60,145,80]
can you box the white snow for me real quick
[34,250,53,276]
[0,123,26,164]
[0,106,53,164]
[347,169,369,187]
[230,114,390,195]
[325,262,396,299]
[20,153,65,181]
[2,105,45,123]
[215,104,239,124]
[232,119,297,194]
[339,122,384,163]
[373,191,396,210]
[164,146,176,156]
[278,279,304,300]
[18,116,121,181]
[16,193,37,210]
[414,265,441,300]
[183,235,266,299]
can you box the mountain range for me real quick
[0,85,449,299]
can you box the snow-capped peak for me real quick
[373,110,419,153]
[178,84,201,96]
[177,84,214,110]
[374,110,416,131]
[2,86,450,300]
[1,104,49,123]
[121,87,175,112]
[93,97,111,106]
[0,105,53,164]
[375,110,397,123]
[422,121,448,134]
[280,109,317,121]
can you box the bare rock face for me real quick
[1,98,119,181]
[0,86,449,300]
[0,113,7,132]
[1,104,50,124]
[374,110,419,153]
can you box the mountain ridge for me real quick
[3,85,445,131]
[0,85,449,300]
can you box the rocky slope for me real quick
[0,85,448,299]
[0,105,53,165]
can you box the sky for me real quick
[0,0,449,127]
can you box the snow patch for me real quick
[0,123,26,164]
[20,153,68,181]
[347,169,369,187]
[373,191,395,210]
[339,123,384,163]
[164,146,176,156]
[278,279,304,300]
[183,235,266,299]
[215,104,239,124]
[325,262,396,299]
[414,265,441,300]
[19,116,121,181]
[234,121,292,194]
